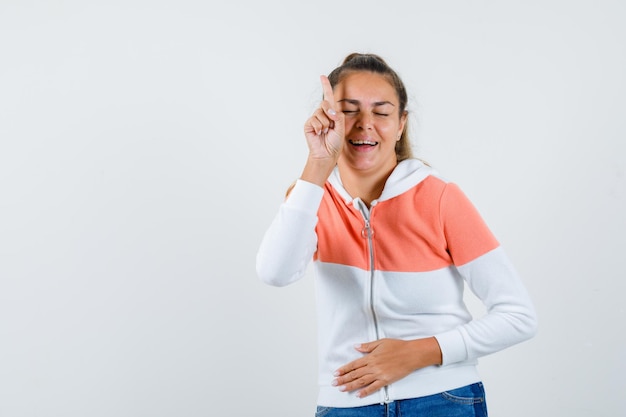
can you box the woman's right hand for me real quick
[303,75,345,162]
[300,76,345,186]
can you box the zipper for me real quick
[355,199,390,404]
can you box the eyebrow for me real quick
[337,98,396,107]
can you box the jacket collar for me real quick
[327,159,434,204]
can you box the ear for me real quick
[398,110,408,139]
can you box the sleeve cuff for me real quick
[435,329,469,365]
[284,179,325,215]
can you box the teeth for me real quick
[350,140,377,145]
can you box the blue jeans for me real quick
[315,382,487,417]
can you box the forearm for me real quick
[435,248,538,365]
[256,180,324,286]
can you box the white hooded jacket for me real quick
[257,159,537,407]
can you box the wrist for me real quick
[408,337,443,368]
[300,157,336,187]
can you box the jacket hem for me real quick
[317,363,481,408]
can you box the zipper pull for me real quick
[361,220,374,239]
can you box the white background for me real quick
[1,1,624,416]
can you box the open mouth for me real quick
[349,139,378,147]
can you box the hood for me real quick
[327,158,436,204]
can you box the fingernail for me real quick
[331,379,338,386]
[333,371,340,377]
[338,385,346,392]
[328,109,336,116]
[323,128,328,134]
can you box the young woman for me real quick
[257,53,537,417]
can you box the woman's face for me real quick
[334,71,407,175]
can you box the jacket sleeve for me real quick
[434,183,538,365]
[256,180,324,287]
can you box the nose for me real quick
[356,112,373,130]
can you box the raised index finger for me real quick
[320,75,335,108]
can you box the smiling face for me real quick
[334,71,407,176]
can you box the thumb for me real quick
[354,340,379,353]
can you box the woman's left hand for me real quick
[332,337,442,398]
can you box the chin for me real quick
[342,159,378,173]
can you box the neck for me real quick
[338,161,397,207]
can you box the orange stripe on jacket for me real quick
[314,176,499,272]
